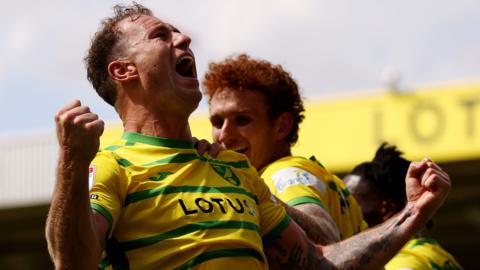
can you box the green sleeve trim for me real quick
[287,196,326,210]
[262,215,292,243]
[91,203,113,237]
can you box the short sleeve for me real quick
[89,152,126,236]
[251,175,291,243]
[265,167,327,209]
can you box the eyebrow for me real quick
[168,24,181,33]
[147,21,180,36]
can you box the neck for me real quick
[120,103,192,141]
[259,144,292,171]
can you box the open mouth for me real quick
[175,54,196,78]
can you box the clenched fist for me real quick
[405,158,451,229]
[55,100,104,165]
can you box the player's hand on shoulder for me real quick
[192,137,224,158]
[55,100,104,163]
[405,158,451,219]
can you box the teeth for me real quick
[178,55,193,64]
[176,54,195,77]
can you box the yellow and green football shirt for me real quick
[89,132,290,270]
[385,238,463,270]
[260,155,367,239]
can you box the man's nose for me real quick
[218,121,236,146]
[173,32,191,50]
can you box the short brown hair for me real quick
[84,2,152,106]
[203,54,305,146]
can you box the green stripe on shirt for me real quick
[143,153,250,168]
[173,248,265,270]
[120,220,260,251]
[124,185,259,206]
[112,152,249,169]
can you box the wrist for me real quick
[400,202,426,235]
[59,147,94,168]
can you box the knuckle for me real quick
[79,106,89,113]
[59,113,72,124]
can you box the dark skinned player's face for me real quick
[343,174,386,227]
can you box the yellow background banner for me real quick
[101,83,480,172]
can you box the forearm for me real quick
[283,202,340,244]
[267,159,450,270]
[322,205,418,270]
[265,205,418,270]
[46,152,101,269]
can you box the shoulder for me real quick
[207,150,263,188]
[214,150,258,176]
[89,143,129,186]
[261,156,307,178]
[92,148,121,169]
[262,156,327,193]
[216,149,252,166]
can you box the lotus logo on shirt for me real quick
[178,197,257,217]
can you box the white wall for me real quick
[0,131,57,208]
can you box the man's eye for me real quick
[155,32,166,39]
[235,116,251,125]
[210,118,223,129]
[153,29,168,40]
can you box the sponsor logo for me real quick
[211,164,241,186]
[271,167,326,194]
[90,194,99,200]
[178,197,256,217]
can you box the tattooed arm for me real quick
[264,159,451,270]
[265,205,413,270]
[281,201,341,245]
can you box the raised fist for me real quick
[405,158,451,227]
[55,100,104,164]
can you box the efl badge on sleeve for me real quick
[88,165,96,190]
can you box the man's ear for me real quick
[274,112,294,141]
[108,60,138,82]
